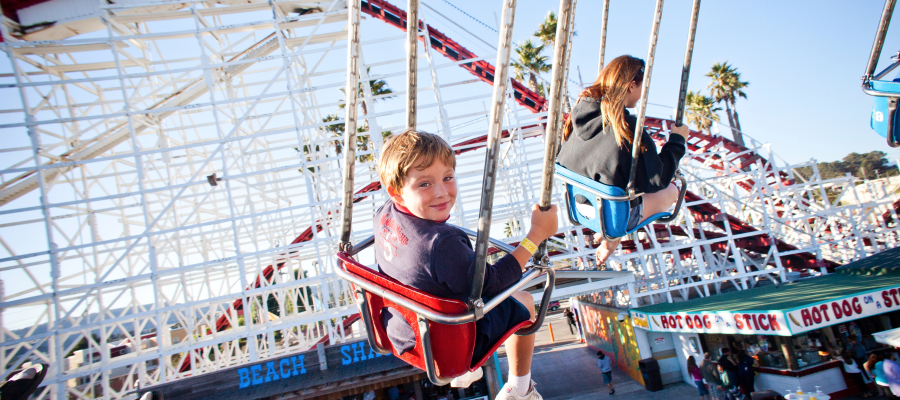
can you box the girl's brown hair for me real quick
[562,55,645,150]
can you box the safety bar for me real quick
[875,59,900,80]
[862,85,900,98]
[657,172,688,223]
[335,234,554,325]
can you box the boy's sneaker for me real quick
[450,367,483,388]
[496,380,542,400]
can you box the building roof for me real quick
[634,247,900,315]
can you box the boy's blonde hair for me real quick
[378,129,456,193]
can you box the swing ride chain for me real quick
[625,0,664,200]
[468,0,518,320]
[533,0,575,266]
[674,0,700,127]
[338,0,362,252]
[864,0,897,83]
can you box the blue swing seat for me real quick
[554,163,683,240]
[869,77,900,146]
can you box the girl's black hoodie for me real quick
[557,97,686,194]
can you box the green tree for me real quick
[684,91,721,136]
[795,151,899,202]
[512,39,551,96]
[706,62,748,146]
[335,67,395,162]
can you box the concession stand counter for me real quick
[630,248,900,398]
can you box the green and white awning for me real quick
[630,248,900,336]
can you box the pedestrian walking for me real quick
[564,308,577,335]
[597,351,615,395]
[843,351,872,398]
[701,353,724,400]
[688,356,710,400]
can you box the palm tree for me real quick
[534,11,576,46]
[725,72,748,133]
[535,11,558,45]
[512,39,550,96]
[706,62,749,146]
[684,91,721,136]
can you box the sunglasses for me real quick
[633,59,646,82]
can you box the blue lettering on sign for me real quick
[238,353,306,389]
[238,342,390,389]
[238,368,251,388]
[264,361,279,382]
[341,341,389,365]
[251,364,263,385]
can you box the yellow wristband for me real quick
[520,237,538,255]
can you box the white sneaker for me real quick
[450,367,483,388]
[496,380,542,400]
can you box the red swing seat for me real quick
[336,251,534,383]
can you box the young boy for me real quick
[374,130,558,400]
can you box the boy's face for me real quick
[388,158,457,221]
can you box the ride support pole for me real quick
[625,0,664,199]
[598,0,610,74]
[338,0,361,249]
[468,0,518,316]
[535,0,574,261]
[865,0,897,80]
[406,0,419,129]
[562,0,577,113]
[674,0,700,127]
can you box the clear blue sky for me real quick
[415,0,900,165]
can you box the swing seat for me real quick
[334,233,555,386]
[554,163,686,240]
[868,78,900,147]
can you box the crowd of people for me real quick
[687,349,757,400]
[684,340,900,400]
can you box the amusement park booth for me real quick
[629,247,900,398]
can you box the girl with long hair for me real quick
[557,55,689,264]
[688,356,710,400]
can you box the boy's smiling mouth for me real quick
[430,201,451,211]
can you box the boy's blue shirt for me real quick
[374,199,523,302]
[373,199,527,356]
